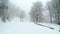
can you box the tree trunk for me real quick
[50,14,52,23]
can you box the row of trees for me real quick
[0,0,26,22]
[47,0,60,25]
[29,0,60,25]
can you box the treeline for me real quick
[0,0,60,25]
[0,0,26,22]
[29,0,60,25]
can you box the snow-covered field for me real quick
[0,17,60,34]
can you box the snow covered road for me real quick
[0,17,60,34]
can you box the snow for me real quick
[0,17,60,34]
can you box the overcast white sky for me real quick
[9,0,50,13]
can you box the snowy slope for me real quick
[0,17,60,34]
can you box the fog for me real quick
[9,0,50,13]
[0,0,60,34]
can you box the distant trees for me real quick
[19,10,26,21]
[0,0,21,22]
[47,0,60,24]
[30,1,44,23]
[20,10,26,19]
[7,3,26,22]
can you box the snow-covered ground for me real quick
[0,17,60,34]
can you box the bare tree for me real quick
[30,1,44,23]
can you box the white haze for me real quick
[9,0,50,13]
